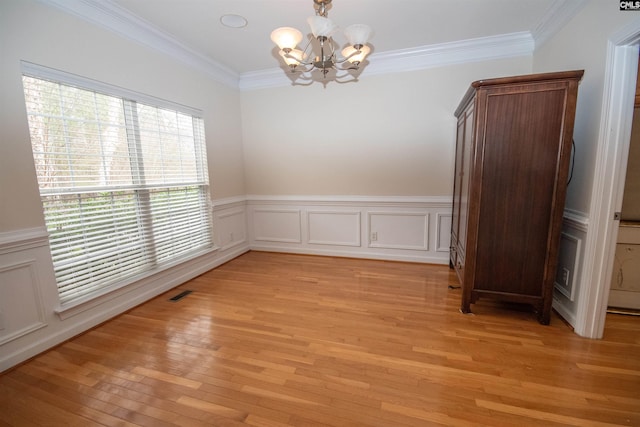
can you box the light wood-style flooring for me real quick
[1,251,639,426]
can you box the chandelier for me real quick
[270,0,373,82]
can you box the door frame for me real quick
[575,20,640,338]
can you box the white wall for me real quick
[241,57,532,197]
[0,0,246,235]
[534,1,638,215]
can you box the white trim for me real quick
[252,208,302,244]
[366,32,534,75]
[240,33,534,91]
[0,227,49,254]
[0,260,48,346]
[36,0,239,88]
[246,194,451,207]
[212,195,248,209]
[307,210,361,247]
[575,19,640,338]
[247,196,451,265]
[436,213,453,253]
[532,0,589,50]
[36,0,585,92]
[215,208,247,251]
[563,208,589,233]
[217,208,245,220]
[552,296,576,327]
[367,212,429,251]
[554,232,581,301]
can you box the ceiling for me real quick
[109,0,569,76]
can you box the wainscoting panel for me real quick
[554,232,581,301]
[0,260,47,345]
[308,211,361,247]
[247,196,452,264]
[214,205,247,251]
[436,213,453,252]
[552,210,588,327]
[368,212,429,251]
[253,209,302,243]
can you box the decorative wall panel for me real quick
[0,260,47,345]
[554,232,581,301]
[436,213,452,252]
[308,211,361,246]
[253,209,302,243]
[368,212,429,251]
[214,207,247,251]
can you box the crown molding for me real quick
[240,32,535,91]
[531,0,589,49]
[37,0,239,88]
[366,32,534,76]
[38,0,584,92]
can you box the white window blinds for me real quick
[22,67,213,306]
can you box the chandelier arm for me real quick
[282,52,313,67]
[289,63,316,74]
[300,37,314,61]
[335,49,360,64]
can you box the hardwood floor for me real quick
[1,251,639,426]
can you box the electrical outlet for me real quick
[371,232,378,241]
[561,268,569,286]
[230,232,234,242]
[0,309,4,330]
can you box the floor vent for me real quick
[169,290,192,302]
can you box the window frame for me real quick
[21,61,216,310]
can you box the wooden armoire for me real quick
[450,70,583,324]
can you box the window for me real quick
[21,64,214,306]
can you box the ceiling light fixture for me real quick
[220,14,247,29]
[270,0,372,83]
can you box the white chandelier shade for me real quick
[307,15,338,38]
[344,24,372,47]
[269,0,373,82]
[270,27,303,51]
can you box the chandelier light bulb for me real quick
[270,27,303,51]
